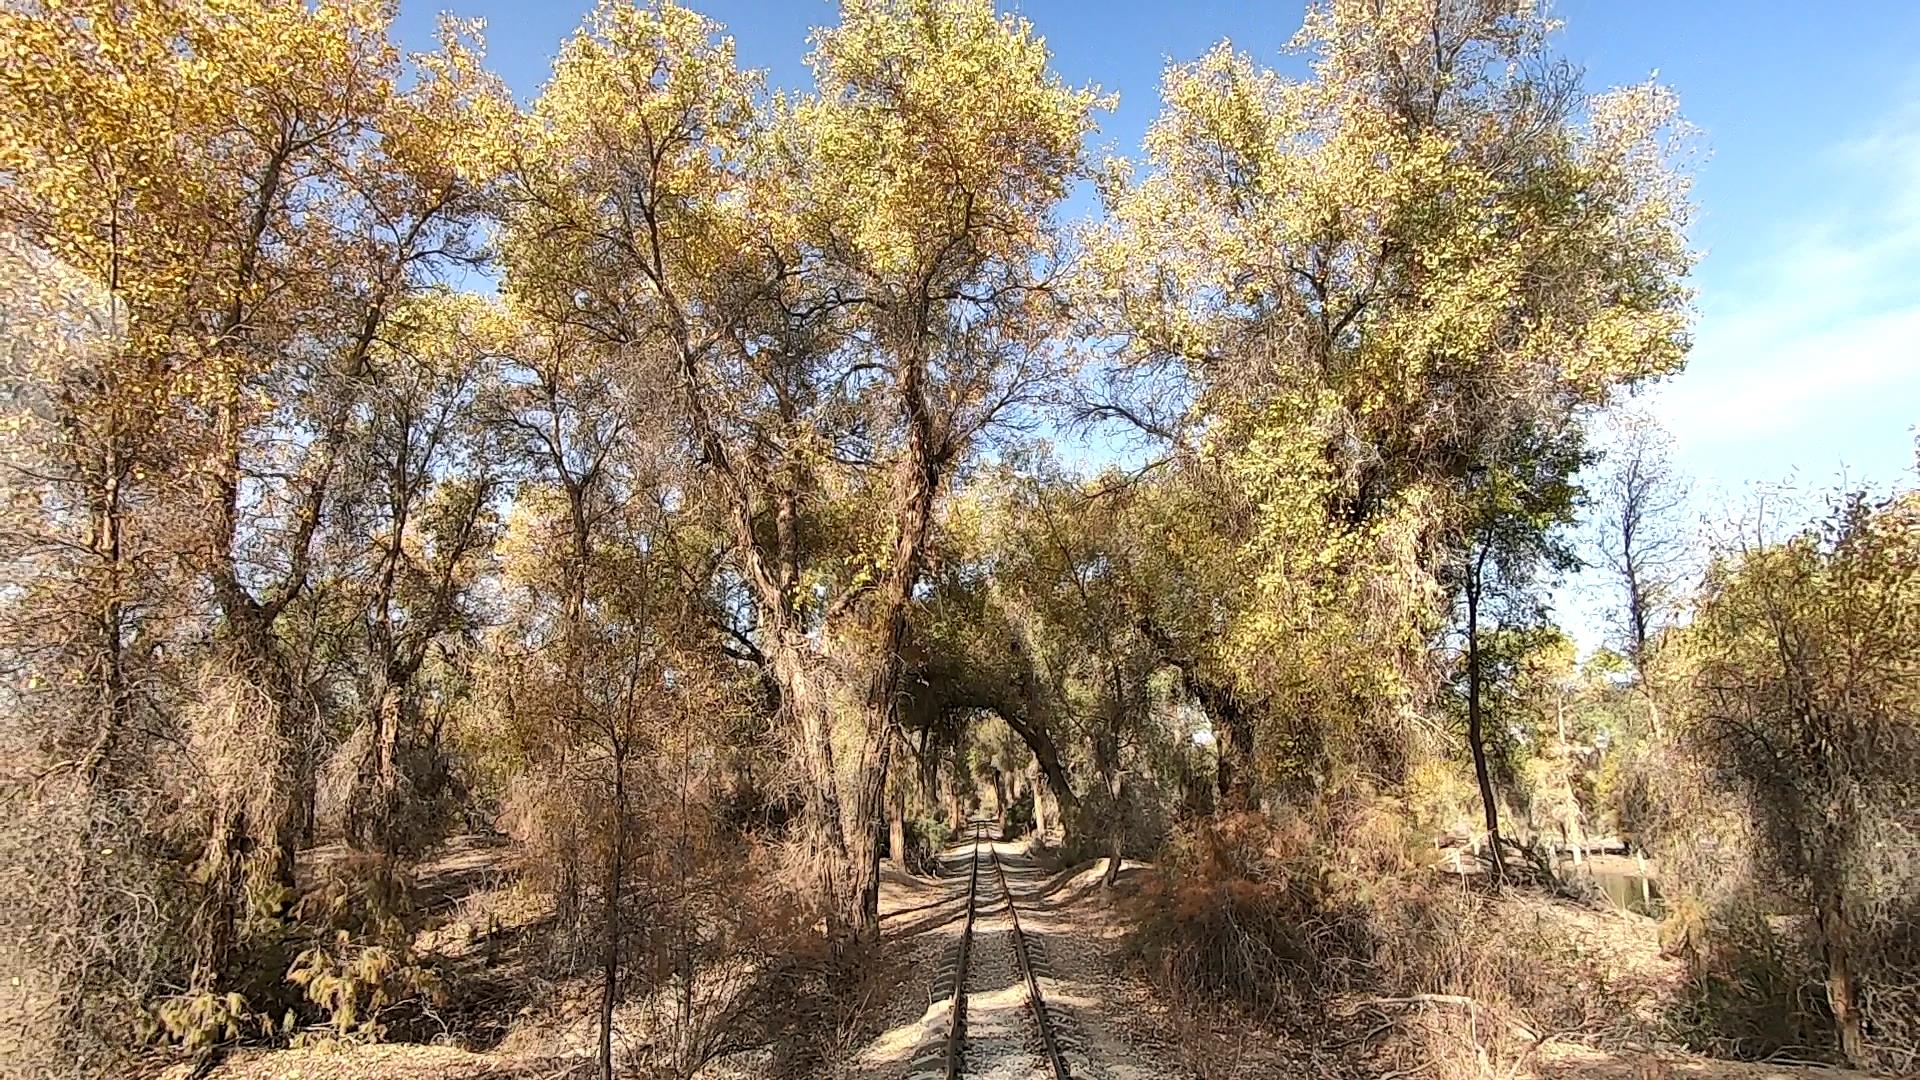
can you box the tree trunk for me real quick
[783,657,854,935]
[1027,761,1052,840]
[999,640,1079,819]
[1642,683,1666,740]
[1819,889,1865,1065]
[1466,543,1506,881]
[374,692,402,847]
[226,629,308,908]
[1134,615,1254,810]
[888,786,907,869]
[599,740,627,1080]
[842,710,900,938]
[998,705,1079,819]
[193,808,249,989]
[278,734,312,898]
[556,491,592,933]
[838,331,951,937]
[1102,772,1123,888]
[218,626,309,908]
[848,818,883,937]
[83,440,132,789]
[207,381,346,909]
[349,684,405,853]
[1212,699,1254,811]
[1555,693,1586,873]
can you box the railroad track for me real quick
[933,821,1070,1079]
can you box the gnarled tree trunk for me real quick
[1818,887,1864,1066]
[1136,615,1255,811]
[888,785,908,869]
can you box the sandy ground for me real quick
[1533,1044,1878,1079]
[186,1044,526,1080]
[842,834,1191,1080]
[846,836,1892,1080]
[175,834,1894,1080]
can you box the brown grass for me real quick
[1129,798,1686,1077]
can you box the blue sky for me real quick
[395,1,1920,636]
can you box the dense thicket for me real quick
[2,1,1914,1077]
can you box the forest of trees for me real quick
[1,1,1915,1078]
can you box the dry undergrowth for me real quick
[168,834,901,1080]
[1126,805,1695,1078]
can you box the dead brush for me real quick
[0,766,188,1076]
[1134,796,1678,1076]
[620,833,815,1077]
[1843,824,1920,1071]
[1354,874,1687,1077]
[1131,812,1376,1019]
[1665,907,1836,1064]
[723,928,895,1077]
[143,989,275,1051]
[282,853,447,1044]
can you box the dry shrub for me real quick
[1404,756,1481,841]
[145,990,273,1051]
[624,838,817,1077]
[1644,771,1840,1063]
[497,768,592,961]
[1363,881,1661,1065]
[617,820,905,1076]
[1060,778,1174,869]
[1848,819,1920,1072]
[724,933,894,1078]
[1667,908,1834,1063]
[1663,878,1920,1070]
[1671,493,1920,1069]
[0,775,188,1080]
[283,854,446,1044]
[318,725,467,853]
[1135,788,1670,1073]
[1131,809,1379,1017]
[342,737,470,857]
[1616,732,1802,1058]
[905,811,955,874]
[313,723,373,843]
[285,938,444,1044]
[1647,717,1920,1069]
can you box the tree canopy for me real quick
[7,2,1916,1077]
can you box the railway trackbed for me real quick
[912,823,1073,1079]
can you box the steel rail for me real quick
[941,822,982,1079]
[990,838,1071,1080]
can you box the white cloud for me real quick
[1559,92,1920,656]
[1650,96,1920,485]
[1655,305,1920,445]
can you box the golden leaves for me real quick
[1074,0,1700,752]
[504,1,759,322]
[786,0,1103,279]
